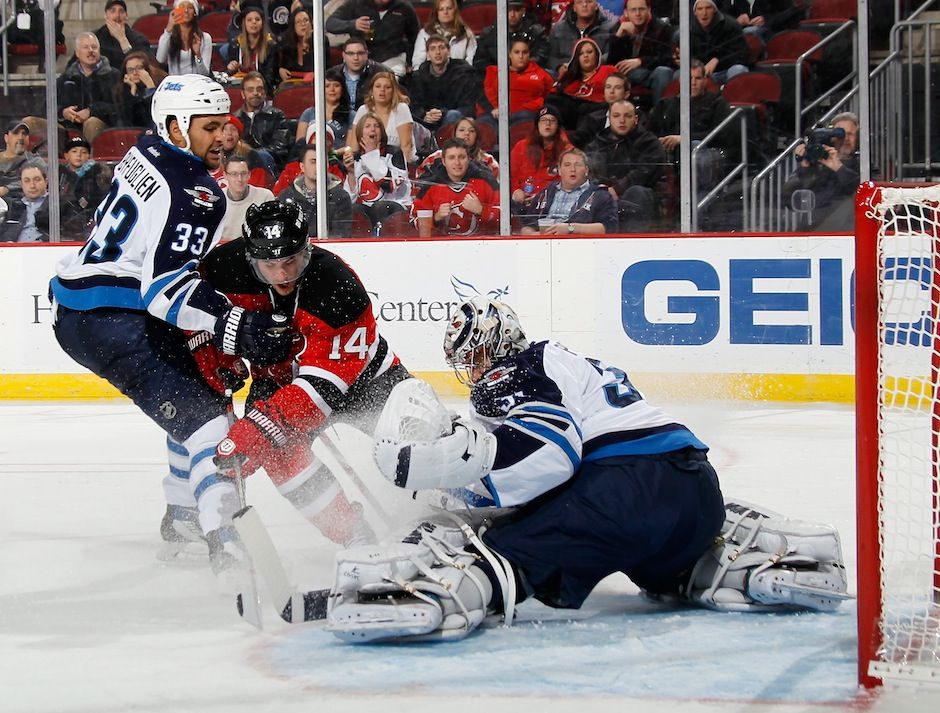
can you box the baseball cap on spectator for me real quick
[305,123,334,145]
[105,0,128,11]
[5,119,29,134]
[173,0,200,15]
[535,104,562,124]
[507,0,524,7]
[225,115,244,134]
[63,137,92,154]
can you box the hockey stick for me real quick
[224,390,332,624]
[232,504,330,623]
[319,428,396,528]
[224,389,264,629]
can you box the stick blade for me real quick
[236,588,264,629]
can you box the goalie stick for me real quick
[319,428,396,528]
[232,501,331,623]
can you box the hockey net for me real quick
[856,182,940,687]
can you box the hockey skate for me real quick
[157,504,208,563]
[207,527,253,595]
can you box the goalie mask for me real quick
[243,200,312,286]
[444,296,528,386]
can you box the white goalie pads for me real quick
[684,500,851,613]
[327,514,516,643]
[372,379,497,491]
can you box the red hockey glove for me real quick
[214,407,289,478]
[187,331,249,395]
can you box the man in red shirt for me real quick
[413,139,499,237]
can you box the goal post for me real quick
[855,181,940,688]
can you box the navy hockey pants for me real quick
[481,448,725,609]
[53,306,228,442]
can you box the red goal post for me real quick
[855,181,940,688]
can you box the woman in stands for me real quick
[223,1,276,86]
[156,0,213,77]
[478,35,554,127]
[295,68,353,146]
[415,116,498,181]
[348,71,416,164]
[509,104,572,206]
[343,113,413,231]
[551,37,617,130]
[272,6,314,87]
[412,0,477,68]
[113,51,167,128]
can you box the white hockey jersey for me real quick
[459,340,707,508]
[50,135,230,333]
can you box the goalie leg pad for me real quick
[684,499,850,613]
[327,516,497,643]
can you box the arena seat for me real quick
[92,128,145,162]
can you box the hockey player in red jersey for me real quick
[198,200,411,546]
[413,139,500,237]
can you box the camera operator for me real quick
[782,112,860,232]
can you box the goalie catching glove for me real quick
[213,306,294,366]
[372,378,497,490]
[215,406,289,478]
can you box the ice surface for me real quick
[1,399,939,713]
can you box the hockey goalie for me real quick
[326,296,851,643]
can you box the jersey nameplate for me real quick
[115,152,161,202]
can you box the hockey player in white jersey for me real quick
[49,74,293,571]
[326,296,850,642]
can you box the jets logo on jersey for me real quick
[184,187,220,208]
[482,364,516,386]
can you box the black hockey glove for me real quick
[214,307,293,367]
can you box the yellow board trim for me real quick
[0,372,856,403]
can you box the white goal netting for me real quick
[866,185,940,684]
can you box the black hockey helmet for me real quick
[243,200,309,259]
[242,200,312,285]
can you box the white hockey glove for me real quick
[372,378,496,491]
[683,500,852,613]
[374,417,496,491]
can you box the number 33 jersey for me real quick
[465,341,708,507]
[51,134,230,333]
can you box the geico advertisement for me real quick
[0,236,864,376]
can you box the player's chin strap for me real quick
[682,500,852,613]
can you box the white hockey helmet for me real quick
[151,74,230,153]
[444,296,527,385]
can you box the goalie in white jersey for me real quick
[327,297,850,643]
[49,75,293,571]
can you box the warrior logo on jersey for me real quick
[184,187,221,208]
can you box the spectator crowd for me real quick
[0,0,859,241]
